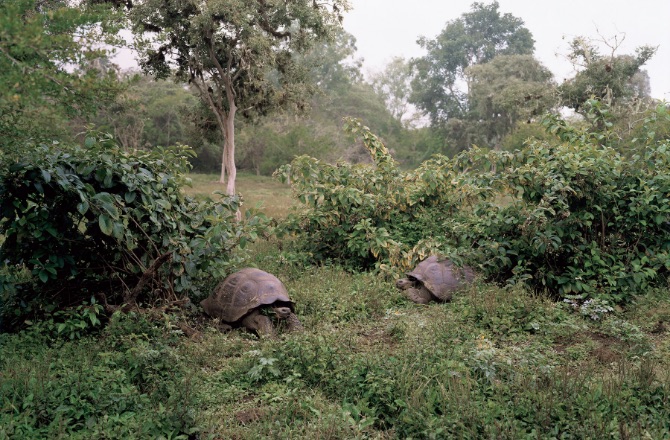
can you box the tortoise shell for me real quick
[200,268,294,323]
[407,256,475,301]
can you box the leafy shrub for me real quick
[24,300,105,340]
[279,106,670,303]
[0,133,267,329]
[447,107,670,301]
[275,118,466,271]
[0,313,198,438]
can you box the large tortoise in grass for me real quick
[201,268,303,337]
[396,256,475,304]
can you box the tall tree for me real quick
[558,35,656,115]
[0,0,121,154]
[304,27,362,92]
[466,54,555,148]
[410,1,535,128]
[94,73,200,150]
[121,0,348,199]
[369,57,416,126]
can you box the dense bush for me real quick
[275,118,465,271]
[278,106,670,302]
[447,106,670,301]
[0,134,267,330]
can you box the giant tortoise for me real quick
[396,256,475,304]
[201,268,303,337]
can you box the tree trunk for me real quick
[219,140,227,184]
[220,92,241,221]
[220,105,237,191]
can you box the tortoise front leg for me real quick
[241,310,276,338]
[405,287,434,304]
[285,313,304,332]
[272,306,304,333]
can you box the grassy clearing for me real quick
[185,173,295,219]
[2,177,670,439]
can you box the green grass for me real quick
[185,172,296,219]
[2,176,670,439]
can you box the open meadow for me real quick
[2,172,670,439]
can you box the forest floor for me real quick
[2,173,670,439]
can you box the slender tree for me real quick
[121,0,348,199]
[369,57,415,126]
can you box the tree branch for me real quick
[123,251,172,305]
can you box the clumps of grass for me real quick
[0,312,199,439]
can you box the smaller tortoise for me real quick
[396,256,475,304]
[201,268,303,337]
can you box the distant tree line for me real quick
[1,0,665,178]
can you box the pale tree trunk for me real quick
[219,140,226,184]
[222,107,237,195]
[221,79,241,221]
[191,44,241,220]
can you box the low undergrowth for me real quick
[2,241,669,439]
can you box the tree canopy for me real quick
[466,54,555,148]
[558,35,656,115]
[0,0,121,153]
[410,1,535,127]
[119,0,349,197]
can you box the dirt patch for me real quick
[234,407,266,425]
[553,331,624,364]
[356,325,398,352]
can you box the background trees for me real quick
[558,35,656,115]
[409,1,535,131]
[369,57,414,126]
[123,0,349,198]
[466,54,555,148]
[0,0,122,154]
[94,74,199,150]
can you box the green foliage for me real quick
[466,54,556,147]
[0,312,198,438]
[558,35,656,115]
[276,118,461,271]
[242,280,670,439]
[3,232,670,439]
[0,0,122,152]
[410,1,535,130]
[0,134,267,329]
[447,106,670,301]
[94,73,200,151]
[278,104,670,303]
[25,300,105,341]
[235,28,405,176]
[369,56,414,125]
[120,0,350,193]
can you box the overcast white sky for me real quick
[343,0,670,100]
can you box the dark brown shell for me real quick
[407,256,475,301]
[200,268,293,323]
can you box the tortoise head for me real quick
[272,305,293,319]
[395,277,417,291]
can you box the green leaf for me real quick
[38,270,49,283]
[77,201,89,215]
[112,222,125,240]
[125,192,137,203]
[99,214,113,235]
